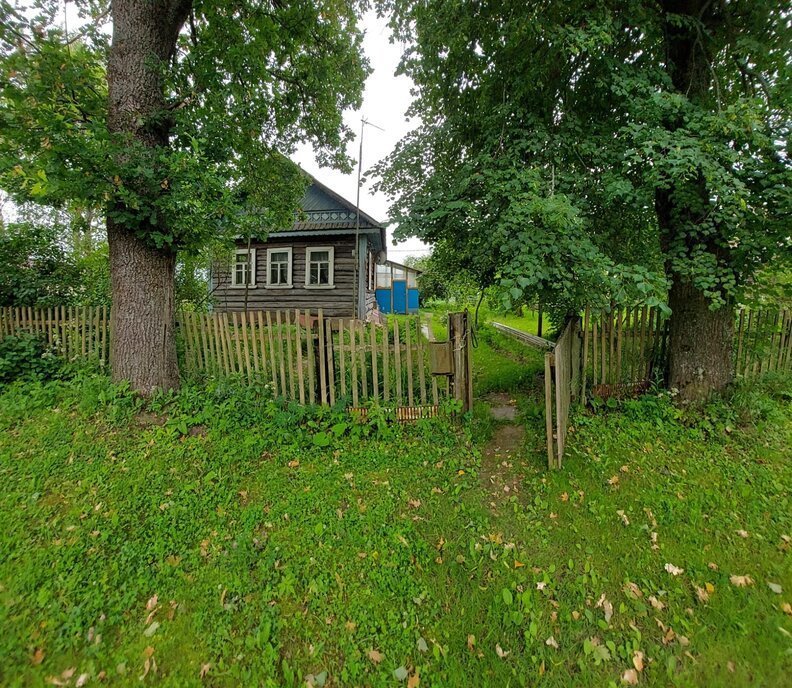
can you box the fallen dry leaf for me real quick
[408,498,421,509]
[596,593,614,623]
[75,674,89,688]
[545,635,559,649]
[622,668,639,685]
[560,492,569,502]
[695,586,710,603]
[665,563,684,576]
[495,643,510,658]
[729,575,755,587]
[632,650,645,672]
[648,595,665,611]
[31,648,45,666]
[735,529,749,538]
[624,581,643,599]
[407,673,420,688]
[287,459,299,468]
[727,661,735,673]
[767,581,783,594]
[467,634,476,652]
[367,649,384,664]
[608,475,620,486]
[617,510,630,526]
[781,602,792,616]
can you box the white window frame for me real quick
[305,246,335,289]
[231,248,256,288]
[265,247,293,289]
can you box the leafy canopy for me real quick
[374,0,791,315]
[0,0,370,251]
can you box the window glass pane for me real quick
[308,250,331,285]
[392,266,406,280]
[268,251,289,284]
[407,271,417,288]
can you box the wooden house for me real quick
[212,177,387,319]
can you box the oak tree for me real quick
[1,0,368,393]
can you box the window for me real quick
[376,263,392,288]
[266,247,292,288]
[305,246,334,288]
[231,248,256,287]
[407,270,418,288]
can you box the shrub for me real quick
[0,333,61,383]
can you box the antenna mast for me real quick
[353,117,384,319]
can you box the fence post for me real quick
[448,311,473,412]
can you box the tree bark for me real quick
[106,0,191,394]
[666,278,734,402]
[657,0,734,401]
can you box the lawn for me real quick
[0,346,790,686]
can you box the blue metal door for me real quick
[375,289,391,314]
[392,280,407,314]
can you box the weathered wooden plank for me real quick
[339,318,347,398]
[581,305,590,399]
[545,351,555,469]
[405,317,414,406]
[295,310,306,404]
[370,321,379,400]
[382,319,391,403]
[325,315,336,406]
[615,307,623,384]
[317,310,327,404]
[393,318,403,405]
[416,317,427,405]
[358,320,368,400]
[266,311,279,394]
[350,319,358,406]
[256,311,268,382]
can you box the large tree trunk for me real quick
[106,0,191,394]
[657,0,734,401]
[666,278,734,402]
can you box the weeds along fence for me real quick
[177,309,451,408]
[580,305,792,397]
[0,305,110,364]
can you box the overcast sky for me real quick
[293,10,431,260]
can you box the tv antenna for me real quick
[354,117,384,319]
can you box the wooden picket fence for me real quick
[734,308,792,377]
[0,305,110,364]
[177,309,452,408]
[580,305,791,397]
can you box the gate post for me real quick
[448,311,473,412]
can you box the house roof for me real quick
[266,173,386,253]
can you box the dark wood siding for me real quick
[212,236,358,318]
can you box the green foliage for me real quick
[0,221,85,306]
[375,1,791,314]
[0,332,61,383]
[0,1,369,252]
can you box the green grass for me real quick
[0,362,790,685]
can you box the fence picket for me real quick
[370,321,379,400]
[394,318,403,405]
[317,310,327,404]
[405,318,414,406]
[295,310,305,404]
[325,316,336,406]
